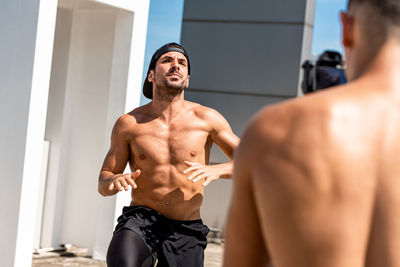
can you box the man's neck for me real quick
[360,39,400,88]
[151,93,185,123]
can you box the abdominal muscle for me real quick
[129,164,205,221]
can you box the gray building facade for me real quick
[181,0,316,232]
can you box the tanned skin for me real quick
[224,5,400,267]
[98,51,240,221]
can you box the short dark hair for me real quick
[347,0,400,28]
[347,0,400,53]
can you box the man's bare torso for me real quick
[122,101,215,220]
[251,81,400,266]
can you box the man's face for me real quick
[148,51,190,94]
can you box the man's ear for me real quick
[341,11,354,48]
[186,75,190,87]
[148,70,154,82]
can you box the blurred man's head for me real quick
[341,0,400,80]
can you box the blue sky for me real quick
[141,0,348,103]
[312,0,348,56]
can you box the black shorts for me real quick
[114,206,210,267]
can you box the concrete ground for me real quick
[32,243,224,267]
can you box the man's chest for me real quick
[128,121,212,163]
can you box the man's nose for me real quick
[170,58,180,69]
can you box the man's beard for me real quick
[154,77,186,101]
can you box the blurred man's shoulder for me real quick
[245,84,354,149]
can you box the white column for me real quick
[0,0,57,266]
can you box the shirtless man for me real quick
[98,43,239,267]
[224,0,400,266]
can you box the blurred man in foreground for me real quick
[224,0,400,266]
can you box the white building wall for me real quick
[41,7,74,249]
[0,0,149,265]
[0,0,57,266]
[181,0,316,232]
[59,8,118,251]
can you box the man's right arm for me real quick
[98,116,140,196]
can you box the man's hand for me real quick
[108,170,141,192]
[184,161,224,186]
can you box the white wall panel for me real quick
[0,0,57,266]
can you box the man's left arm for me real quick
[184,108,240,186]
